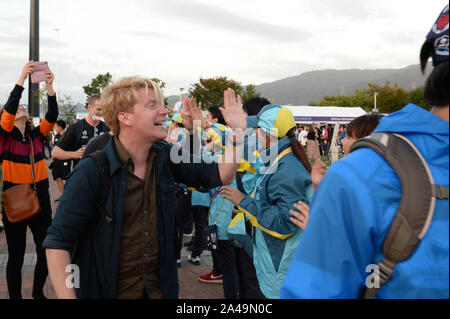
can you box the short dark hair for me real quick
[88,94,101,106]
[208,105,226,125]
[346,114,383,139]
[242,97,271,116]
[56,119,67,129]
[424,60,449,107]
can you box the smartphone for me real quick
[30,61,48,83]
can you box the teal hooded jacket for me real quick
[238,137,312,298]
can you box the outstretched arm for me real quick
[1,62,34,134]
[40,66,58,136]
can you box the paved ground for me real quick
[0,161,224,299]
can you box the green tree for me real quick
[189,76,243,109]
[59,95,77,124]
[150,78,169,106]
[366,82,408,113]
[241,84,261,103]
[82,72,113,107]
[311,82,424,113]
[408,86,431,110]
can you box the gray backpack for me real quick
[350,132,449,299]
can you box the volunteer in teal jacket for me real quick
[281,6,449,298]
[221,104,313,299]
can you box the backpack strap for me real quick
[350,132,438,299]
[100,121,109,134]
[88,150,113,224]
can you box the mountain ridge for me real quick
[166,64,431,107]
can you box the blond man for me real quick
[43,77,247,299]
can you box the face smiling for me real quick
[126,87,168,143]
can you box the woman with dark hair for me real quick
[220,104,312,298]
[306,124,320,159]
[290,113,383,230]
[242,97,271,116]
[0,61,58,299]
[341,114,383,155]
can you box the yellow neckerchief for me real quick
[250,147,292,199]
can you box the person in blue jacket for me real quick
[281,5,449,299]
[221,104,313,299]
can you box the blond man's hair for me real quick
[101,76,165,135]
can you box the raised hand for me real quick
[45,67,54,85]
[220,88,247,130]
[45,67,55,96]
[181,96,204,134]
[17,61,35,86]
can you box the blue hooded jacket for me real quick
[281,104,449,299]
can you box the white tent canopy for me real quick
[284,105,367,124]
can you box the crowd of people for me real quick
[0,4,448,300]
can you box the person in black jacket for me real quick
[43,77,247,299]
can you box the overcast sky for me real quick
[0,0,446,105]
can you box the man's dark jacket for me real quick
[43,138,222,298]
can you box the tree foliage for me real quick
[82,72,113,107]
[241,84,261,103]
[189,76,243,109]
[310,82,431,112]
[59,95,77,124]
[35,83,48,114]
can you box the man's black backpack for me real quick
[88,150,113,224]
[350,132,449,298]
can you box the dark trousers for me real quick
[235,246,264,299]
[213,240,239,299]
[2,196,52,299]
[212,240,264,299]
[174,189,194,260]
[190,205,208,258]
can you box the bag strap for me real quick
[28,134,37,189]
[350,132,438,299]
[88,150,113,224]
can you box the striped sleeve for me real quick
[1,85,24,133]
[39,94,58,136]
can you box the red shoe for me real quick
[198,270,223,284]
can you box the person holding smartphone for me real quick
[0,61,58,299]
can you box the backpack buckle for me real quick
[378,259,394,284]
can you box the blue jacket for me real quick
[43,139,222,298]
[238,137,312,298]
[281,104,449,299]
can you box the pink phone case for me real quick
[30,61,48,84]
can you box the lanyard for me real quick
[250,147,292,199]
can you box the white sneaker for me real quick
[187,254,201,265]
[176,259,181,268]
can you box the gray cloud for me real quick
[145,0,310,43]
[124,30,180,41]
[302,0,373,20]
